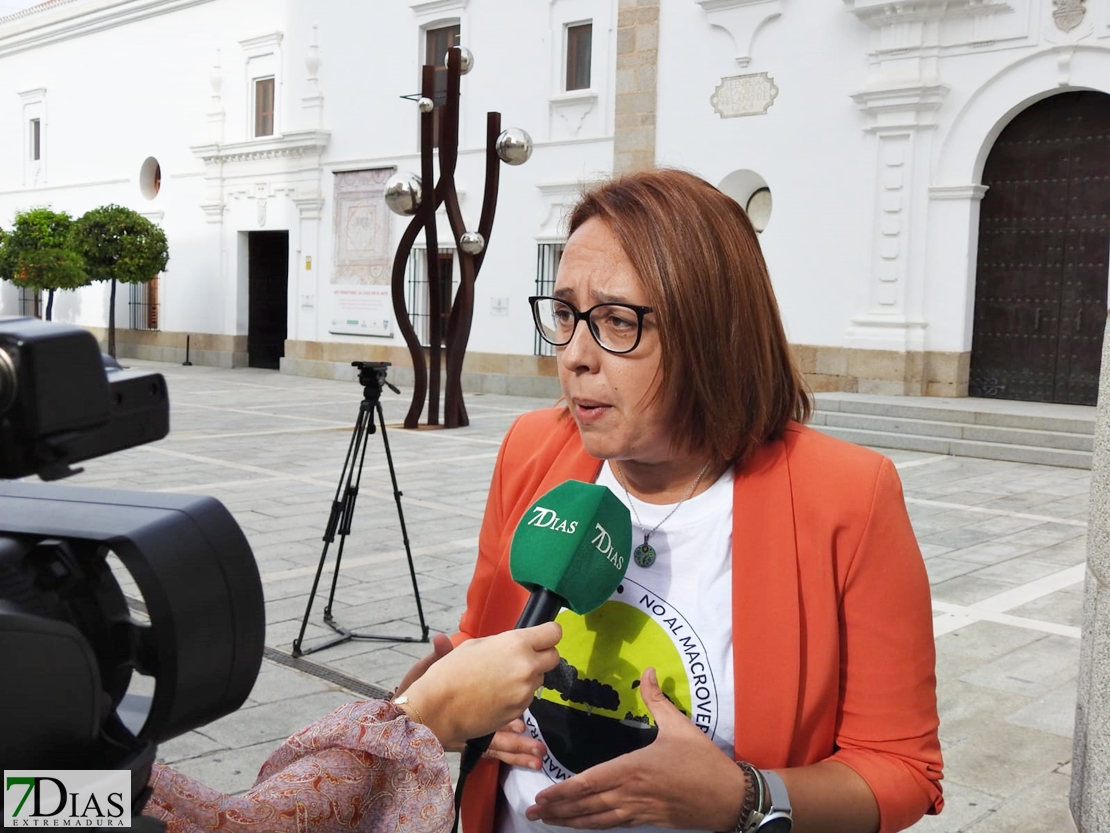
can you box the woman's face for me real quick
[554,218,673,467]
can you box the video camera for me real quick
[0,317,265,827]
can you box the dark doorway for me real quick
[970,91,1110,405]
[248,231,289,370]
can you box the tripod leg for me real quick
[322,401,373,619]
[376,402,430,641]
[292,401,370,656]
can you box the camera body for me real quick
[0,316,264,827]
[0,317,169,481]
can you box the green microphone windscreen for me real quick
[510,480,632,615]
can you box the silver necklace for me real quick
[612,459,713,568]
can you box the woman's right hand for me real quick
[399,622,561,749]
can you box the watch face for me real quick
[760,817,792,833]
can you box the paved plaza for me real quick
[68,360,1089,832]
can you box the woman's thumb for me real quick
[639,667,683,727]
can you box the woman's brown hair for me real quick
[566,168,811,467]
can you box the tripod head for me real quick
[354,361,400,406]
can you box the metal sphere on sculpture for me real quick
[417,97,435,114]
[495,128,533,166]
[459,232,486,255]
[450,47,474,75]
[384,172,423,216]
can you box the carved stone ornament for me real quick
[711,73,779,118]
[1053,0,1086,32]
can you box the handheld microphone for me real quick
[452,480,632,829]
[509,479,633,628]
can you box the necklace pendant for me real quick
[634,541,657,568]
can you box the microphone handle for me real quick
[463,588,566,761]
[515,587,566,628]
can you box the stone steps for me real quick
[810,392,1096,469]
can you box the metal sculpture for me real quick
[386,46,532,428]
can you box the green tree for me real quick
[72,204,169,358]
[0,208,88,321]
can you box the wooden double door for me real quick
[970,91,1110,406]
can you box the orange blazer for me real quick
[456,408,943,833]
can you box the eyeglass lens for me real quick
[533,297,642,353]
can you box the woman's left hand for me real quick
[526,667,747,830]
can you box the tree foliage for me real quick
[0,208,89,320]
[71,204,169,357]
[0,207,88,292]
[71,204,169,285]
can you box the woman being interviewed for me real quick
[453,169,942,833]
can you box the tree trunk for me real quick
[108,278,117,358]
[45,289,54,321]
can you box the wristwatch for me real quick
[732,763,793,832]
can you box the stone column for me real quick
[1071,316,1110,830]
[613,0,659,173]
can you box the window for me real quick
[425,24,460,148]
[20,88,45,184]
[566,23,592,91]
[254,77,275,137]
[534,243,564,356]
[129,278,159,331]
[18,287,42,319]
[406,247,457,347]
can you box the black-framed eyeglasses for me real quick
[528,295,654,355]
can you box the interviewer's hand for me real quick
[401,622,562,748]
[525,667,746,830]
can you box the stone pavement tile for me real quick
[198,689,353,751]
[245,663,341,704]
[920,542,958,558]
[155,730,228,765]
[919,526,1002,550]
[1008,680,1079,738]
[934,679,1031,747]
[938,540,1040,567]
[947,768,1073,833]
[940,721,1073,799]
[331,646,438,692]
[924,556,982,584]
[931,574,1018,606]
[161,742,277,796]
[936,621,1046,661]
[972,557,1078,586]
[1008,586,1085,629]
[1030,539,1089,567]
[905,782,1001,832]
[959,635,1080,698]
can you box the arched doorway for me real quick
[970,90,1110,405]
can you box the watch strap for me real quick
[760,769,791,814]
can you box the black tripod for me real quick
[293,362,429,656]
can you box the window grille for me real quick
[129,278,159,331]
[18,287,41,318]
[534,243,564,357]
[405,248,456,348]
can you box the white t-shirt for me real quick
[498,462,735,833]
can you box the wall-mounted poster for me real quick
[329,168,395,337]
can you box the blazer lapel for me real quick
[731,435,802,767]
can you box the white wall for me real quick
[655,0,1110,355]
[3,0,1109,363]
[0,0,618,360]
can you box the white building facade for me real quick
[1,0,1108,406]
